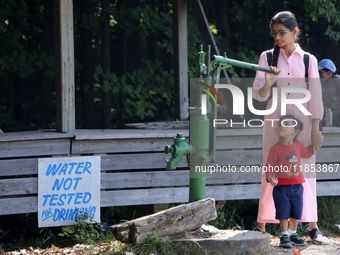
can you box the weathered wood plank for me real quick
[100,181,340,207]
[0,158,38,176]
[316,181,340,196]
[206,184,262,200]
[0,127,339,142]
[0,130,74,142]
[216,135,262,149]
[101,153,187,170]
[2,165,339,198]
[1,146,337,174]
[101,171,189,189]
[316,148,340,163]
[125,121,189,130]
[0,197,38,215]
[54,0,75,132]
[72,138,179,154]
[111,198,216,243]
[1,181,340,215]
[0,178,37,196]
[101,187,189,207]
[73,129,190,140]
[173,0,189,121]
[0,139,71,158]
[216,147,340,166]
[0,128,339,156]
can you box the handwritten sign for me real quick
[38,156,100,227]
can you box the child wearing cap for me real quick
[318,59,340,127]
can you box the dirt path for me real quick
[269,236,340,255]
[4,236,340,254]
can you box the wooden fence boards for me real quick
[0,158,38,176]
[101,171,189,189]
[72,139,174,154]
[0,197,38,215]
[0,128,339,216]
[0,178,37,196]
[0,139,71,158]
[101,153,187,170]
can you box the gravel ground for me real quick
[268,236,340,255]
[3,236,340,255]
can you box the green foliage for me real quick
[263,222,309,237]
[0,106,37,132]
[124,232,218,255]
[317,196,340,235]
[0,228,9,243]
[58,213,111,245]
[94,59,174,122]
[212,201,247,230]
[305,0,340,41]
[0,1,54,78]
[1,0,340,130]
[264,223,281,237]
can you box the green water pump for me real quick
[164,45,276,202]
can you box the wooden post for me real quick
[54,0,75,132]
[173,0,189,121]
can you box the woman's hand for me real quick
[259,66,281,98]
[311,119,323,154]
[312,131,323,154]
[265,66,281,87]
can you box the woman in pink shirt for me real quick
[252,11,328,245]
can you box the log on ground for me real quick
[110,197,217,243]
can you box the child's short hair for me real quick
[279,115,303,139]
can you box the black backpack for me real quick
[266,50,310,89]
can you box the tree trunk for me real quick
[42,0,55,127]
[79,0,95,128]
[101,0,111,129]
[110,198,217,243]
[215,0,231,46]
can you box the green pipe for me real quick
[164,133,191,170]
[189,174,205,202]
[199,44,206,76]
[212,55,278,74]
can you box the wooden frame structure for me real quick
[1,128,340,216]
[1,0,340,218]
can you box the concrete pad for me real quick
[175,230,271,255]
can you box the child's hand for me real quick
[318,132,324,142]
[267,176,278,186]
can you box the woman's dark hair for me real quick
[279,115,303,140]
[270,11,300,67]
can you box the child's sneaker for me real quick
[279,234,292,248]
[290,233,307,246]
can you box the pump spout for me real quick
[164,133,191,170]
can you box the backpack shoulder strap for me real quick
[266,50,273,66]
[304,52,310,90]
